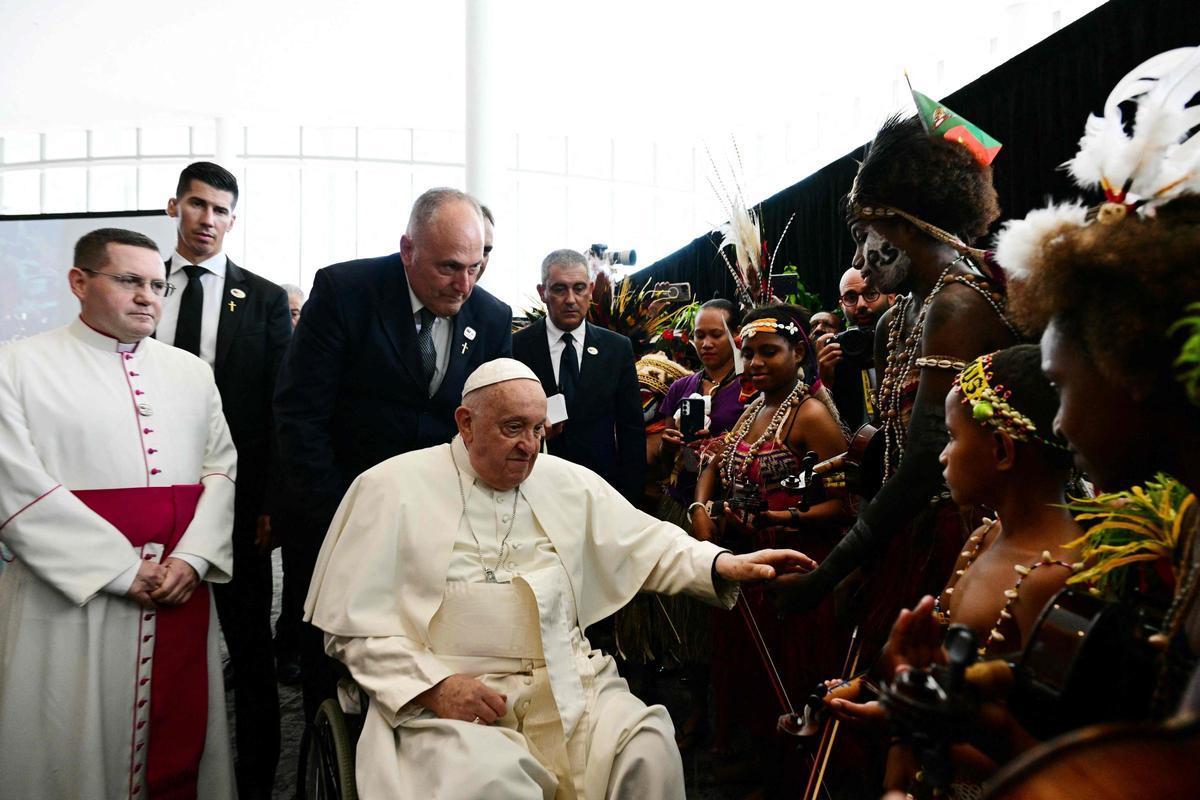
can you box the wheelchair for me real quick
[298,678,365,800]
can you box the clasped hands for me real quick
[125,556,200,609]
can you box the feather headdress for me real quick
[707,144,794,310]
[996,46,1200,279]
[1068,47,1200,211]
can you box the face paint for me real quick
[863,228,911,293]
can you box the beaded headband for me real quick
[954,353,1069,451]
[739,318,800,340]
[848,195,992,268]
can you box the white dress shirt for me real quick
[545,318,585,385]
[156,250,228,369]
[408,282,451,395]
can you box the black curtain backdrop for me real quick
[632,0,1200,310]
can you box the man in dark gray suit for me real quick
[274,187,512,728]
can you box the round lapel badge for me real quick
[230,288,246,299]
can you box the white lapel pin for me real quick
[587,346,598,355]
[461,343,469,355]
[230,288,246,299]
[464,326,477,341]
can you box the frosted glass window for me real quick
[140,127,191,156]
[300,166,358,285]
[412,164,466,194]
[191,124,217,156]
[654,141,693,191]
[518,134,566,174]
[139,163,186,210]
[242,166,301,286]
[358,128,412,161]
[413,130,465,164]
[2,133,41,164]
[653,191,696,260]
[357,165,412,258]
[246,126,300,156]
[44,131,87,161]
[89,166,138,211]
[42,168,87,212]
[566,184,613,253]
[613,139,654,185]
[90,129,137,158]
[0,170,40,213]
[567,136,611,180]
[612,186,655,256]
[516,174,567,293]
[303,127,356,158]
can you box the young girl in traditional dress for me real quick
[825,345,1082,796]
[692,304,849,789]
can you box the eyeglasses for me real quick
[82,268,176,297]
[839,289,880,306]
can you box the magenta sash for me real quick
[74,484,209,800]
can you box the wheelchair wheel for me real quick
[302,698,358,800]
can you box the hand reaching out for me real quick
[714,549,816,582]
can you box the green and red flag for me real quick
[908,82,1002,166]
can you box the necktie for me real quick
[559,332,579,405]
[174,264,206,356]
[417,308,438,394]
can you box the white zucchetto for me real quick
[461,357,540,399]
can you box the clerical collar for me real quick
[69,316,144,353]
[169,250,227,277]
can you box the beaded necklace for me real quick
[877,257,1020,478]
[719,378,809,489]
[877,258,960,477]
[933,517,1077,657]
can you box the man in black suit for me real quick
[273,187,512,726]
[513,249,644,502]
[158,161,292,800]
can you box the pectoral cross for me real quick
[227,301,237,312]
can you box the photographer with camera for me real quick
[818,266,895,428]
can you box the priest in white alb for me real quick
[0,228,237,799]
[305,357,816,799]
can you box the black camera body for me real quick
[832,325,875,370]
[726,479,767,515]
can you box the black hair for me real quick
[985,344,1073,468]
[741,303,819,383]
[741,303,808,344]
[74,228,161,272]
[176,161,239,207]
[480,204,495,225]
[697,298,741,329]
[842,114,1000,242]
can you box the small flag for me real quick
[908,81,1002,166]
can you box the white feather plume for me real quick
[707,144,765,304]
[993,202,1089,280]
[1067,46,1200,209]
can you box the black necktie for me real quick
[174,264,206,356]
[417,308,437,393]
[559,332,579,405]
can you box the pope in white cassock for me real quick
[0,228,237,799]
[305,357,815,799]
